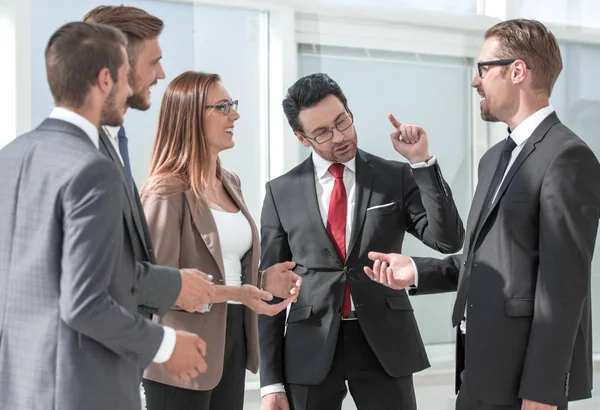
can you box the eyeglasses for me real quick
[206,100,238,115]
[300,114,354,144]
[477,59,531,79]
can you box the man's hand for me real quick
[176,269,216,312]
[521,400,557,410]
[363,251,415,289]
[260,392,290,410]
[262,261,302,299]
[238,285,295,316]
[163,330,208,383]
[388,113,431,164]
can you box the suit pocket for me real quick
[386,296,413,311]
[505,298,534,317]
[287,305,313,324]
[366,201,400,216]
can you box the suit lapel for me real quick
[347,150,373,258]
[184,191,226,281]
[98,129,149,252]
[470,112,560,248]
[300,156,341,263]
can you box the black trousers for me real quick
[143,304,247,410]
[286,320,416,410]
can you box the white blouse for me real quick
[210,206,252,304]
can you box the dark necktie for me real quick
[117,126,135,190]
[326,163,351,318]
[451,136,517,326]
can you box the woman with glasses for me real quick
[140,71,299,410]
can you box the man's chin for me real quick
[126,95,151,111]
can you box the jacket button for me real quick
[336,306,341,313]
[463,262,466,266]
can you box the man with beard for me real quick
[364,19,600,410]
[83,5,302,361]
[0,21,210,410]
[258,73,465,410]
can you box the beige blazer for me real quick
[141,171,260,391]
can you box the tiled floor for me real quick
[142,344,600,409]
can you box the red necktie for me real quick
[326,163,351,318]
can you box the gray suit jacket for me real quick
[258,149,465,387]
[413,113,600,407]
[0,119,164,410]
[98,130,181,317]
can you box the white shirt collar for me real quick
[103,125,121,142]
[49,107,99,149]
[509,105,555,146]
[312,149,357,179]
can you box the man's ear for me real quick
[512,60,528,85]
[96,67,113,94]
[294,131,312,148]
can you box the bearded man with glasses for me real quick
[258,73,465,410]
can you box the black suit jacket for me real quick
[98,130,181,317]
[258,149,465,387]
[412,113,600,407]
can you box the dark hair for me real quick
[282,73,349,132]
[45,21,127,108]
[485,19,562,95]
[83,6,164,65]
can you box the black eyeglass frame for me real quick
[298,112,355,145]
[205,100,239,115]
[477,59,531,78]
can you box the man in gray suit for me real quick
[0,22,213,410]
[365,19,600,410]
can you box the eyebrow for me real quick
[310,112,347,133]
[208,99,229,105]
[152,56,162,64]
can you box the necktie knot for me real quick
[503,136,517,153]
[329,163,345,179]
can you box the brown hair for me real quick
[83,6,163,65]
[141,71,223,200]
[485,19,562,95]
[45,21,127,108]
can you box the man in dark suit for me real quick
[365,19,600,410]
[259,73,465,410]
[0,21,210,410]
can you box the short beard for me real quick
[100,85,123,127]
[126,69,152,111]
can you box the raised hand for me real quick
[363,251,415,289]
[388,113,431,164]
[163,330,208,383]
[176,269,217,312]
[238,284,296,316]
[261,261,302,299]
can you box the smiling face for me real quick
[471,37,520,123]
[203,81,240,156]
[127,37,165,111]
[296,94,357,163]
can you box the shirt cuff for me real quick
[152,326,176,363]
[261,383,286,397]
[409,155,437,169]
[408,257,419,288]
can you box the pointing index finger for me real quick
[387,113,402,129]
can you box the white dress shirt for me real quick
[261,150,436,397]
[48,108,175,364]
[102,125,125,165]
